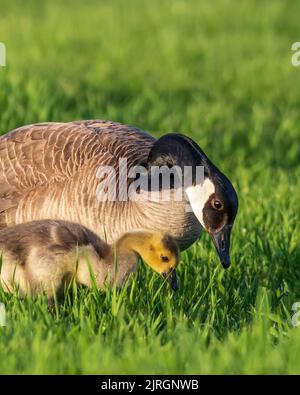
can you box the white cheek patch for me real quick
[185,178,215,228]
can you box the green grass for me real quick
[0,0,300,374]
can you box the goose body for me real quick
[0,120,238,267]
[0,220,179,299]
[0,120,200,250]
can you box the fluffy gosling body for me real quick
[0,220,179,299]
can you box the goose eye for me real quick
[161,255,169,262]
[213,199,223,210]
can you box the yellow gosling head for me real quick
[116,230,180,290]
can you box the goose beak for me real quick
[162,270,178,291]
[211,226,232,269]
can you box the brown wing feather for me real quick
[0,120,155,225]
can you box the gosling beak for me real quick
[210,225,232,269]
[162,270,178,291]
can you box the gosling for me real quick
[0,220,179,300]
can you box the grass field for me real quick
[0,0,300,374]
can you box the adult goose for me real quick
[0,120,238,268]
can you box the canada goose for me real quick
[0,120,238,268]
[0,220,179,299]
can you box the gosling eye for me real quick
[212,199,223,210]
[161,255,169,262]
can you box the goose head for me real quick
[147,133,238,269]
[116,230,180,290]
